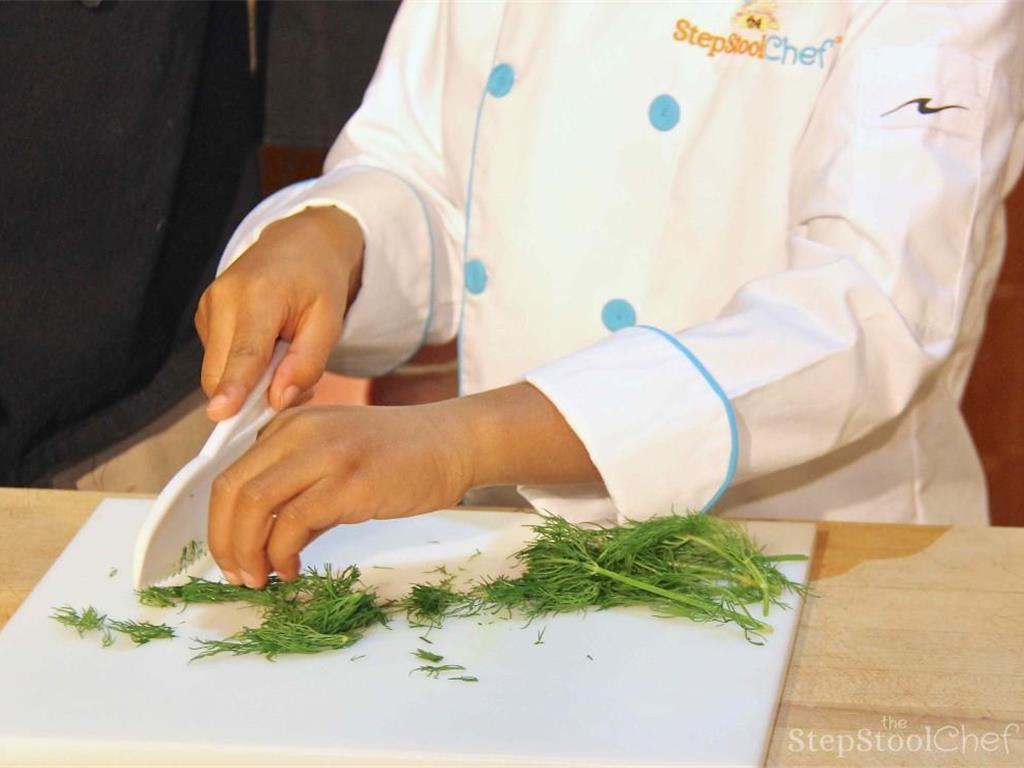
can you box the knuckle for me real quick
[236,479,269,509]
[211,471,239,501]
[276,502,308,530]
[227,337,264,363]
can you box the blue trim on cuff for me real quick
[635,324,739,512]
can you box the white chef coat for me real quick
[218,1,1024,525]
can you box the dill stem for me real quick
[584,562,772,633]
[671,534,773,615]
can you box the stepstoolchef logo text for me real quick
[673,0,842,69]
[788,715,1021,760]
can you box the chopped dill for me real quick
[534,627,546,645]
[185,566,388,661]
[586,654,594,661]
[108,567,118,578]
[51,606,173,648]
[413,648,444,663]
[469,548,482,560]
[418,634,433,644]
[51,605,106,637]
[350,654,366,662]
[411,664,465,679]
[173,539,207,575]
[370,565,394,570]
[400,578,478,629]
[107,619,176,645]
[449,675,478,683]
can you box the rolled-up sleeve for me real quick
[525,1,1024,522]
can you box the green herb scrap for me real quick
[106,619,176,645]
[413,648,444,663]
[449,675,478,683]
[51,605,174,648]
[51,605,106,638]
[173,539,207,575]
[400,578,478,629]
[410,664,466,679]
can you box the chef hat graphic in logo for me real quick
[732,0,780,32]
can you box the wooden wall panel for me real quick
[962,180,1024,527]
[261,145,1024,526]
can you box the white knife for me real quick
[132,341,289,589]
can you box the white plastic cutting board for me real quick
[0,499,814,767]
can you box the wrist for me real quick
[450,382,601,490]
[291,205,365,305]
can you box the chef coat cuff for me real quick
[523,324,738,523]
[217,165,438,378]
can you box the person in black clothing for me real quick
[0,1,261,487]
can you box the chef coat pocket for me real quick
[852,46,991,344]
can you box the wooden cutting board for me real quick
[0,499,814,767]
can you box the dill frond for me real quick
[51,605,106,637]
[106,619,176,645]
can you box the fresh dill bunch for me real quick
[471,512,807,642]
[106,619,176,645]
[51,605,106,637]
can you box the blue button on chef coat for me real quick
[649,94,680,131]
[487,64,515,98]
[602,298,637,331]
[465,259,488,294]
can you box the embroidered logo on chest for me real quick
[673,1,842,69]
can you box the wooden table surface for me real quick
[2,487,1023,766]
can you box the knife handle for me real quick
[199,340,289,460]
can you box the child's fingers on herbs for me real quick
[265,481,333,580]
[211,448,317,589]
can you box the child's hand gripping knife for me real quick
[194,205,364,421]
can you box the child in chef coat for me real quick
[194,1,1024,588]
